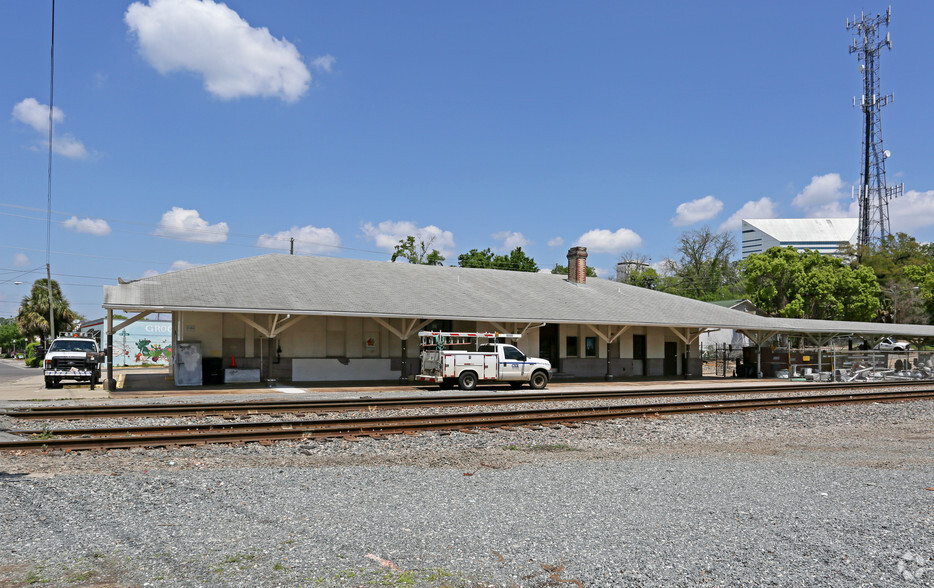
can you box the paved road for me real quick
[0,358,32,383]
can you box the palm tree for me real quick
[16,279,79,346]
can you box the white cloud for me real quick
[574,228,642,253]
[792,173,847,210]
[154,207,229,243]
[718,198,778,232]
[547,236,564,247]
[125,0,312,103]
[12,98,63,132]
[141,269,160,278]
[890,190,934,233]
[491,231,529,251]
[13,252,30,268]
[170,260,201,271]
[64,216,111,236]
[360,220,456,258]
[11,98,89,159]
[671,195,724,227]
[257,225,341,254]
[802,199,858,219]
[312,54,336,73]
[51,135,89,159]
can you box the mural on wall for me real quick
[112,320,173,367]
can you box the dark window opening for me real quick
[585,336,597,357]
[567,336,578,357]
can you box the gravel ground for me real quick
[0,397,931,587]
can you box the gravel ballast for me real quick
[0,398,931,587]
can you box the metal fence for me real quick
[703,345,933,382]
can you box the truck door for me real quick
[498,345,527,381]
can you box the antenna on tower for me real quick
[847,5,903,255]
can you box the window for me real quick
[585,336,597,357]
[503,346,525,361]
[566,336,578,357]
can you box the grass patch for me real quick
[221,553,255,564]
[30,424,55,441]
[65,570,95,583]
[504,443,579,452]
[320,567,469,587]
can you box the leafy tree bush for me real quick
[459,247,539,272]
[24,341,43,368]
[741,246,880,321]
[16,279,79,346]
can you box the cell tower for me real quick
[847,6,903,250]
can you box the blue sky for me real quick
[2,0,934,321]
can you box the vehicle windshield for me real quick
[49,340,97,353]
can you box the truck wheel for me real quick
[457,371,477,391]
[529,371,548,390]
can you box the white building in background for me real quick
[741,218,859,259]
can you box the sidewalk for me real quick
[0,358,793,403]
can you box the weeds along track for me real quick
[2,380,926,421]
[2,387,932,451]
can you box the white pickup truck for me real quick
[43,332,105,389]
[415,331,552,390]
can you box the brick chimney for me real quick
[566,246,588,284]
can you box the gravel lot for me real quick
[0,397,931,587]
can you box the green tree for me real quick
[459,247,539,272]
[628,267,660,289]
[551,264,597,278]
[843,232,932,323]
[0,320,27,356]
[904,263,934,322]
[391,236,445,265]
[663,226,740,300]
[741,247,881,321]
[15,279,79,345]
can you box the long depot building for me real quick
[101,247,934,388]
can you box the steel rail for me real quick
[4,380,927,420]
[2,389,931,451]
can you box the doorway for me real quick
[664,341,679,376]
[632,334,646,376]
[539,324,559,368]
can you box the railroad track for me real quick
[3,380,927,420]
[2,388,932,451]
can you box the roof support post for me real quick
[234,313,271,338]
[488,322,545,338]
[585,325,631,380]
[804,333,839,379]
[371,317,434,383]
[109,311,155,336]
[106,309,115,392]
[738,330,778,379]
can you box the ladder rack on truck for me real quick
[418,331,522,350]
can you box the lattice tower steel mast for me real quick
[847,6,903,250]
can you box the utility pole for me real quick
[45,0,56,340]
[847,6,903,252]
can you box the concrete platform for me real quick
[0,357,794,403]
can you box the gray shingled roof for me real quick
[102,254,934,338]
